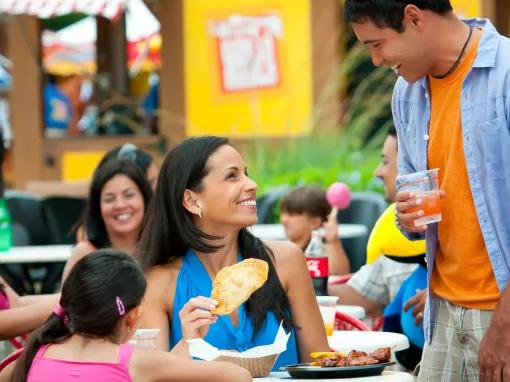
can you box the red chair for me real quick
[334,311,370,331]
[0,347,24,372]
[329,274,385,331]
[8,334,28,349]
[371,315,384,331]
[328,273,353,285]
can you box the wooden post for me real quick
[154,0,186,147]
[310,0,342,133]
[495,0,510,36]
[8,15,44,189]
[483,0,510,35]
[483,0,496,20]
[96,15,128,97]
[0,18,7,57]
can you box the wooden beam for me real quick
[310,0,342,132]
[0,18,8,57]
[482,0,496,20]
[482,0,510,35]
[8,15,44,189]
[41,134,165,180]
[156,0,186,147]
[96,15,128,97]
[495,0,510,36]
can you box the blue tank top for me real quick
[170,248,299,369]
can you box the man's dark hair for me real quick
[387,125,398,149]
[344,0,453,32]
[388,125,397,138]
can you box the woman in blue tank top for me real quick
[137,136,329,369]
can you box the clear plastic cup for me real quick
[398,168,442,226]
[129,328,160,349]
[316,296,339,336]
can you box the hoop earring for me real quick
[197,208,202,219]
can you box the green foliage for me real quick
[244,42,396,196]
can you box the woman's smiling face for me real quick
[100,174,145,237]
[192,145,258,229]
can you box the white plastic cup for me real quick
[316,296,339,336]
[129,328,160,349]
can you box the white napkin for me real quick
[187,321,290,360]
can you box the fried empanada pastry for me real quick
[211,258,268,315]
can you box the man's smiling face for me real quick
[351,17,432,84]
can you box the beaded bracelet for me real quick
[395,205,404,231]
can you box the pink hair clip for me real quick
[116,296,126,316]
[53,304,65,317]
[53,303,69,326]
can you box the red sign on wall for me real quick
[212,14,283,92]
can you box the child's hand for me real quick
[403,289,426,325]
[179,296,219,340]
[323,207,340,244]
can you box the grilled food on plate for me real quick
[310,347,391,367]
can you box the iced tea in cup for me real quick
[398,168,442,227]
[316,296,339,336]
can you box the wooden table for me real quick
[0,245,71,294]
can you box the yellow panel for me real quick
[452,0,481,17]
[62,151,105,181]
[185,0,312,137]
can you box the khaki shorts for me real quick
[418,297,494,382]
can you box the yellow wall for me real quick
[452,0,481,17]
[62,151,105,181]
[184,0,312,137]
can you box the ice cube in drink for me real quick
[408,191,441,226]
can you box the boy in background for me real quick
[280,185,351,276]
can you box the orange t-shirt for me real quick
[428,29,500,310]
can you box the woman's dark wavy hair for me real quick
[12,249,147,382]
[137,136,293,335]
[344,0,452,32]
[84,159,153,249]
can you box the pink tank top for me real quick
[27,343,134,382]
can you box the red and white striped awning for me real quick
[0,0,128,20]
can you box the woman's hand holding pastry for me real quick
[179,296,219,340]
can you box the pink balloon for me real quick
[326,182,352,210]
